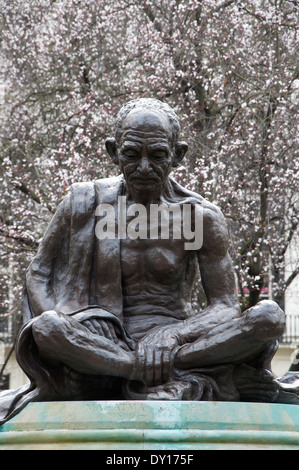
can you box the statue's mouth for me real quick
[130,176,159,186]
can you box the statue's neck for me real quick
[123,179,173,206]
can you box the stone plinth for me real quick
[1,401,299,450]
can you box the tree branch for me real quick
[11,181,55,214]
[285,268,299,289]
[0,227,39,249]
[213,0,235,13]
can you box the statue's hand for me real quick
[82,318,132,352]
[82,318,121,343]
[135,327,182,387]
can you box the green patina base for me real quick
[1,400,299,450]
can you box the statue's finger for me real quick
[108,322,119,343]
[84,320,100,335]
[145,346,154,387]
[155,348,164,385]
[161,348,172,384]
[91,319,105,336]
[100,320,114,341]
[136,344,146,384]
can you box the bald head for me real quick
[114,98,181,145]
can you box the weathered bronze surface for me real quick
[1,98,298,424]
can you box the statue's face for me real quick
[117,109,175,202]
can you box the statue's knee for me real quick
[245,300,285,339]
[32,310,63,346]
[259,300,285,332]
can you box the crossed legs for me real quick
[32,311,136,379]
[31,300,285,388]
[175,300,285,370]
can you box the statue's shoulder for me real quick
[66,180,97,217]
[170,177,228,253]
[69,175,122,194]
[200,200,228,255]
[201,199,225,224]
[169,176,203,204]
[94,175,123,192]
[66,175,123,214]
[170,177,223,217]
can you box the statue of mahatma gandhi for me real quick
[1,98,299,424]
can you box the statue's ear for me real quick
[105,137,119,165]
[172,141,188,167]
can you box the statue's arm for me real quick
[175,203,241,344]
[198,204,239,309]
[24,193,71,319]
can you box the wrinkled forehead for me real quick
[117,108,173,144]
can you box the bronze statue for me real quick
[1,98,298,424]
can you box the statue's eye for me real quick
[124,150,138,159]
[151,151,167,160]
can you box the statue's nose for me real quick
[139,156,150,174]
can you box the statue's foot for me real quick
[145,380,193,400]
[123,377,195,401]
[274,371,299,404]
[234,364,280,402]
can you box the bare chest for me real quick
[120,237,189,286]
